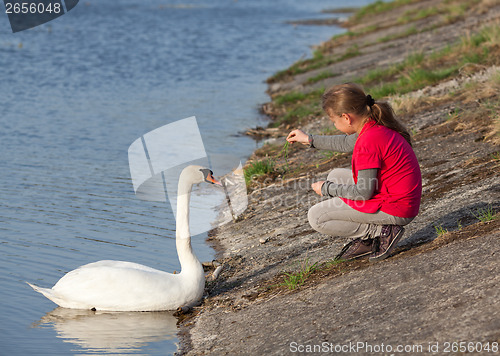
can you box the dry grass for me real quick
[391,96,436,118]
[477,0,499,14]
[268,0,500,84]
[483,72,500,144]
[390,66,500,146]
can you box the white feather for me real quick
[27,165,213,311]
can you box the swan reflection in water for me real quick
[32,307,179,354]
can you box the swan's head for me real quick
[199,168,222,186]
[182,165,222,186]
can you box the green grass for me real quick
[280,106,317,125]
[274,88,323,106]
[378,25,419,43]
[372,66,459,97]
[281,259,318,290]
[404,51,426,66]
[356,24,500,98]
[352,0,416,22]
[398,6,440,24]
[266,2,500,148]
[270,88,325,128]
[442,3,467,24]
[243,141,292,187]
[331,31,355,42]
[267,43,361,83]
[358,51,425,86]
[243,159,275,185]
[268,0,500,84]
[306,70,339,84]
[324,258,345,268]
[355,0,482,26]
[446,107,461,121]
[274,91,307,105]
[277,140,290,172]
[434,224,448,237]
[268,56,337,84]
[270,23,500,127]
[321,151,340,160]
[472,205,497,222]
[338,44,361,61]
[269,105,320,128]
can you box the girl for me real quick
[286,83,421,261]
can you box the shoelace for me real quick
[381,225,392,236]
[372,237,380,253]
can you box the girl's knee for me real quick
[307,205,322,231]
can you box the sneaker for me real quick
[369,225,405,262]
[335,238,373,261]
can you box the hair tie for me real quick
[366,94,375,107]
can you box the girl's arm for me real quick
[318,168,378,200]
[310,133,357,153]
[287,129,357,153]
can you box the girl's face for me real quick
[328,112,356,134]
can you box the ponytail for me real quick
[322,83,412,146]
[370,101,412,146]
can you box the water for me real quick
[0,0,375,354]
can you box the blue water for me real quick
[0,0,375,354]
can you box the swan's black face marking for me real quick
[200,168,222,186]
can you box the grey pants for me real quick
[308,168,414,240]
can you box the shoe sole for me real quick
[335,239,373,261]
[369,227,404,262]
[343,251,372,261]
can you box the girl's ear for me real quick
[341,113,352,126]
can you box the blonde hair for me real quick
[322,83,412,146]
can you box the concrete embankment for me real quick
[178,1,500,354]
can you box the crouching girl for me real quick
[286,83,422,261]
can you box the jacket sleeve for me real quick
[321,168,378,200]
[309,133,357,152]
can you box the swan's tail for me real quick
[26,282,61,305]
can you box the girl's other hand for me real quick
[286,129,309,145]
[311,181,324,196]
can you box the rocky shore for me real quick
[178,1,500,354]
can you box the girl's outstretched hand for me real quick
[286,129,309,145]
[312,181,324,196]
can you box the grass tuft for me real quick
[281,259,318,290]
[434,224,449,237]
[472,205,497,222]
[243,159,275,185]
[243,141,292,188]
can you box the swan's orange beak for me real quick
[207,174,223,186]
[201,168,223,186]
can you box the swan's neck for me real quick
[175,177,202,274]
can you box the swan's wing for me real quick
[51,261,182,311]
[77,260,166,273]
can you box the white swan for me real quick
[27,165,221,311]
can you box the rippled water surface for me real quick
[0,0,373,354]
